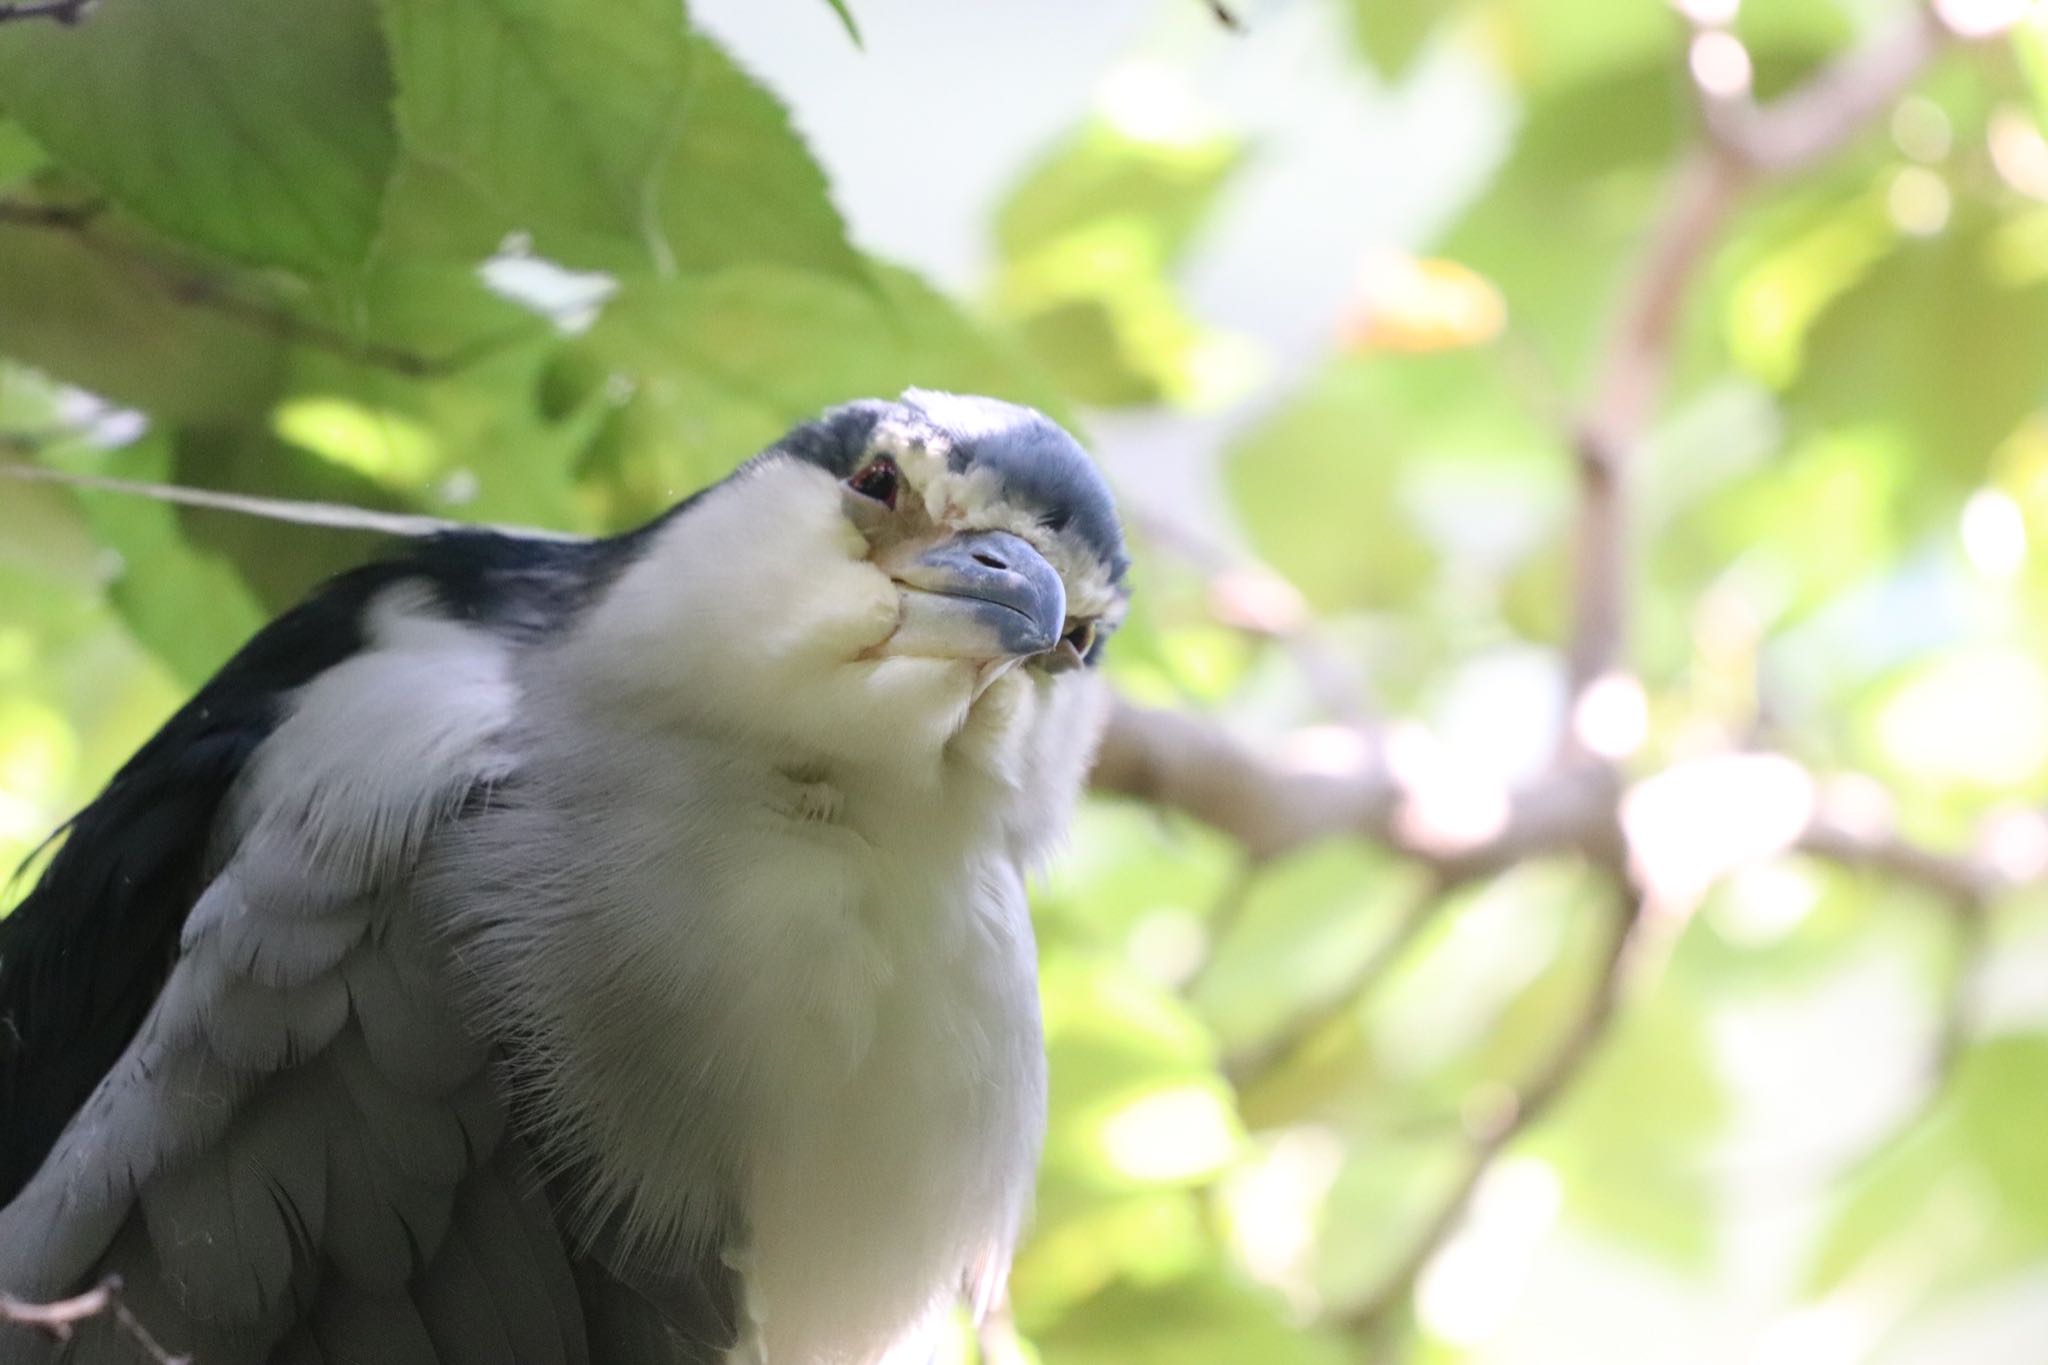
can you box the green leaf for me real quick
[1346,0,1457,82]
[1474,0,1677,93]
[1190,841,1420,1053]
[378,0,694,260]
[0,217,286,423]
[1035,948,1232,1221]
[656,39,863,280]
[1224,351,1560,614]
[37,438,268,685]
[1027,1269,1348,1365]
[997,122,1240,264]
[993,119,1245,407]
[1952,1035,2048,1231]
[578,261,1062,519]
[1530,987,1728,1267]
[1810,1034,2048,1296]
[819,0,862,48]
[1783,208,2048,491]
[0,120,45,191]
[1317,1135,1471,1304]
[371,29,860,287]
[0,0,398,275]
[1436,63,1687,381]
[2018,12,2048,128]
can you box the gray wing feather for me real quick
[312,1283,443,1365]
[417,1148,588,1365]
[0,599,603,1365]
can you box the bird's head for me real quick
[572,391,1128,808]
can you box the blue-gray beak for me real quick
[886,530,1066,660]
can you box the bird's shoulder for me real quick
[0,525,730,1364]
[0,527,628,1205]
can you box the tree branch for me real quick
[1699,8,1947,177]
[1563,151,1744,710]
[0,0,92,24]
[1557,5,1953,744]
[1338,884,1646,1339]
[1089,701,2028,923]
[0,1277,189,1364]
[1091,699,1622,876]
[1223,874,1449,1086]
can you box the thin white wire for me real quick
[0,462,579,541]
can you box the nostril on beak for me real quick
[971,551,1008,570]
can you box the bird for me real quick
[0,389,1130,1365]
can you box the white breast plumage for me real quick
[437,706,1048,1365]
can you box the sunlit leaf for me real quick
[1027,1269,1349,1365]
[1225,351,1558,614]
[1341,253,1508,354]
[1528,986,1728,1267]
[1191,840,1420,1053]
[1810,1034,2048,1295]
[993,118,1247,407]
[1786,207,2048,490]
[1345,0,1459,82]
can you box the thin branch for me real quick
[1338,885,1646,1338]
[1556,5,1952,744]
[1223,874,1448,1087]
[1795,816,1995,909]
[0,0,92,24]
[1700,8,1947,177]
[1563,150,1744,709]
[0,1277,190,1365]
[1091,698,1623,876]
[1090,703,2032,923]
[0,197,103,229]
[1183,859,1260,995]
[1203,0,1241,31]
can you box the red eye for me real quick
[847,457,900,509]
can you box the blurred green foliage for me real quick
[4,0,2048,1361]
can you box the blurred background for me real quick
[4,0,2048,1360]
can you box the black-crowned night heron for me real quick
[0,390,1129,1365]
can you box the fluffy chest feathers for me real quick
[439,709,1047,1364]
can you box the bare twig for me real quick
[0,197,103,229]
[1203,0,1241,31]
[0,1277,191,1364]
[1183,859,1260,995]
[1556,5,1953,750]
[1338,885,1646,1338]
[1090,704,2032,931]
[1092,699,1624,876]
[0,0,92,24]
[1224,874,1448,1086]
[1700,8,1947,176]
[1563,150,1744,711]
